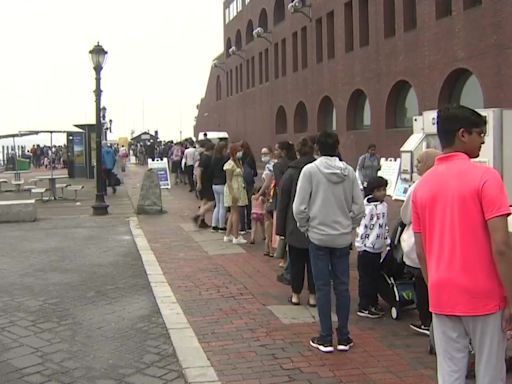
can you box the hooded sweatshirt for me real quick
[355,196,390,253]
[293,156,365,248]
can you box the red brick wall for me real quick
[197,0,512,167]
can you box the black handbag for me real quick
[109,172,121,187]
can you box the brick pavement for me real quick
[125,165,444,384]
[0,170,186,384]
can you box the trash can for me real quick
[16,158,30,171]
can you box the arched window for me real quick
[258,9,268,32]
[275,106,287,134]
[246,20,254,44]
[386,80,419,129]
[294,102,308,133]
[235,30,243,50]
[347,89,371,130]
[226,38,233,58]
[216,76,222,101]
[317,96,336,132]
[273,0,285,25]
[438,68,484,109]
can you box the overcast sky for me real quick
[0,0,223,146]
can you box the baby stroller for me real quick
[377,220,416,320]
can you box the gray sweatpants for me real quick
[433,311,507,384]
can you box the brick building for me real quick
[195,0,511,165]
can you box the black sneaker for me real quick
[309,337,334,353]
[357,308,383,319]
[210,226,219,233]
[336,336,354,351]
[409,323,430,336]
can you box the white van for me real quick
[197,131,229,144]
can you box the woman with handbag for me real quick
[276,137,316,306]
[273,142,297,267]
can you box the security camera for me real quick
[288,0,311,20]
[228,46,237,55]
[290,0,303,11]
[253,27,264,38]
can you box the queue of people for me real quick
[166,105,512,382]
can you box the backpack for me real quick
[243,162,255,186]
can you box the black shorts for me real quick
[199,185,215,202]
[171,160,180,174]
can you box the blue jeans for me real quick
[309,242,351,343]
[212,185,226,228]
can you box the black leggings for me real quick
[406,266,432,326]
[289,245,315,295]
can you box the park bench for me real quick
[11,179,25,192]
[66,185,84,200]
[0,199,37,223]
[55,183,71,198]
[23,185,37,194]
[30,188,47,200]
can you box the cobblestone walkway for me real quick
[0,216,185,384]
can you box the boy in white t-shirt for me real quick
[355,176,390,319]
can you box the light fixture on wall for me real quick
[253,27,272,44]
[228,46,245,60]
[212,60,226,72]
[288,0,311,21]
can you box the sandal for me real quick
[288,295,300,306]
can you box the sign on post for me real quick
[148,158,171,189]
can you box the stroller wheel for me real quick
[391,306,400,320]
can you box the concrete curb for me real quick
[129,217,221,384]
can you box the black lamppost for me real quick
[90,42,109,216]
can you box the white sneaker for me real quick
[232,237,247,245]
[223,235,233,243]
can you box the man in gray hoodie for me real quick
[293,131,365,353]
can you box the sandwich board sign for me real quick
[148,158,171,189]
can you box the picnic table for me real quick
[4,170,30,181]
[3,170,31,191]
[36,175,68,200]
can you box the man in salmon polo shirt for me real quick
[412,105,512,383]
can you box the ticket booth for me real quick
[398,108,512,201]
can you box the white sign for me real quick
[378,158,401,196]
[148,158,171,189]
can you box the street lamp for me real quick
[89,42,109,216]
